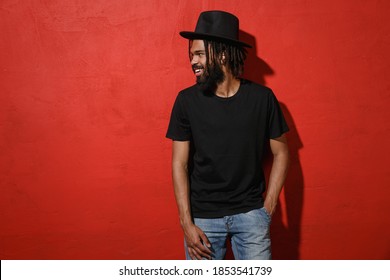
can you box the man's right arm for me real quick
[172,140,212,259]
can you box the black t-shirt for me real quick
[166,79,289,218]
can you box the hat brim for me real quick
[180,31,252,48]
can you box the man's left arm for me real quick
[264,134,290,216]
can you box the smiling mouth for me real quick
[194,69,202,76]
[193,65,204,76]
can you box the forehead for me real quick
[190,39,205,52]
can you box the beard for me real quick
[194,63,225,95]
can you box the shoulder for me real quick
[172,84,199,111]
[178,84,199,99]
[174,84,202,109]
[240,79,275,98]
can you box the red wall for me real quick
[1,0,389,260]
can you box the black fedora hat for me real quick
[180,10,252,48]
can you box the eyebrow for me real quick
[191,50,206,54]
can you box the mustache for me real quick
[192,64,204,72]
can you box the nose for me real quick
[190,54,199,65]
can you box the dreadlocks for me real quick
[204,40,247,78]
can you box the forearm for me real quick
[172,161,212,259]
[264,149,289,215]
[172,162,193,227]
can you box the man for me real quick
[166,10,289,260]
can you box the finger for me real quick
[189,242,210,260]
[189,247,201,260]
[194,243,212,259]
[199,233,212,249]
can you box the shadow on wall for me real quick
[225,31,305,260]
[271,103,304,260]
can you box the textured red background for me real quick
[1,0,389,259]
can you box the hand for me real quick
[183,223,212,260]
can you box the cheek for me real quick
[199,56,207,66]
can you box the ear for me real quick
[220,52,226,65]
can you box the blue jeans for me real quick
[185,207,272,260]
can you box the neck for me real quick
[215,72,240,98]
